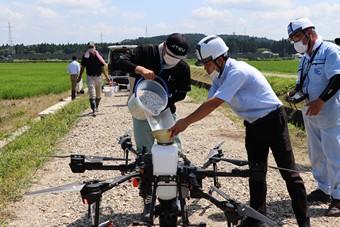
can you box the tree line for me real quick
[0,33,296,61]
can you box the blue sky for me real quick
[1,0,340,45]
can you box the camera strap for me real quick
[297,42,323,91]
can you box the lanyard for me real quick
[297,42,323,91]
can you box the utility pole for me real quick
[8,21,15,56]
[145,25,148,38]
[100,32,103,43]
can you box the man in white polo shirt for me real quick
[287,17,340,216]
[169,35,310,227]
[67,55,81,100]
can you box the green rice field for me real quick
[187,58,299,75]
[246,59,299,74]
[0,60,298,100]
[0,63,70,99]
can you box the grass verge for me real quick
[0,97,88,221]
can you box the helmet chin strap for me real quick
[302,31,313,54]
[213,56,227,78]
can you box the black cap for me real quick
[165,33,188,57]
[87,41,95,47]
[335,38,340,45]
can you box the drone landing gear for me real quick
[81,182,115,227]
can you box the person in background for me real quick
[116,33,191,221]
[169,35,310,227]
[78,41,111,116]
[67,55,81,100]
[287,17,340,216]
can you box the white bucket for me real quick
[128,78,168,120]
[103,86,113,97]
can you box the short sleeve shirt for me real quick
[81,53,104,76]
[297,39,340,128]
[209,58,282,123]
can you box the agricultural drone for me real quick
[27,133,277,227]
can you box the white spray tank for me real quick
[148,108,178,200]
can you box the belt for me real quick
[245,106,283,126]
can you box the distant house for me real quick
[292,53,303,58]
[261,50,279,59]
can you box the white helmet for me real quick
[287,17,315,38]
[196,35,229,64]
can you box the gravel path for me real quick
[6,90,339,227]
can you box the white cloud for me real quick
[36,6,58,18]
[207,0,293,9]
[37,0,107,10]
[192,7,232,20]
[0,4,24,21]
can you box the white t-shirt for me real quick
[298,38,340,128]
[209,58,282,123]
[67,60,80,75]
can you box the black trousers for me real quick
[244,107,308,223]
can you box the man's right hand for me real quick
[135,66,156,80]
[285,89,297,102]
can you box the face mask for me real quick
[208,70,219,80]
[163,53,180,68]
[293,40,308,54]
[89,47,96,54]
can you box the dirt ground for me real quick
[0,92,70,139]
[4,90,340,227]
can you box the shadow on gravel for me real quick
[187,199,297,226]
[186,200,228,224]
[79,112,95,117]
[111,104,128,107]
[79,112,105,117]
[113,94,129,97]
[67,209,142,227]
[307,207,328,218]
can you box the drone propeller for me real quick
[43,155,128,162]
[211,157,306,173]
[25,173,139,197]
[209,186,276,226]
[202,141,225,169]
[213,141,225,150]
[25,181,86,196]
[237,204,276,226]
[118,131,132,144]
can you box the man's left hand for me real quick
[168,119,189,137]
[305,98,324,116]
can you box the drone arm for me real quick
[106,172,140,190]
[196,168,250,179]
[70,157,137,173]
[216,157,249,166]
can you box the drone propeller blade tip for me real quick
[241,205,277,226]
[25,182,85,196]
